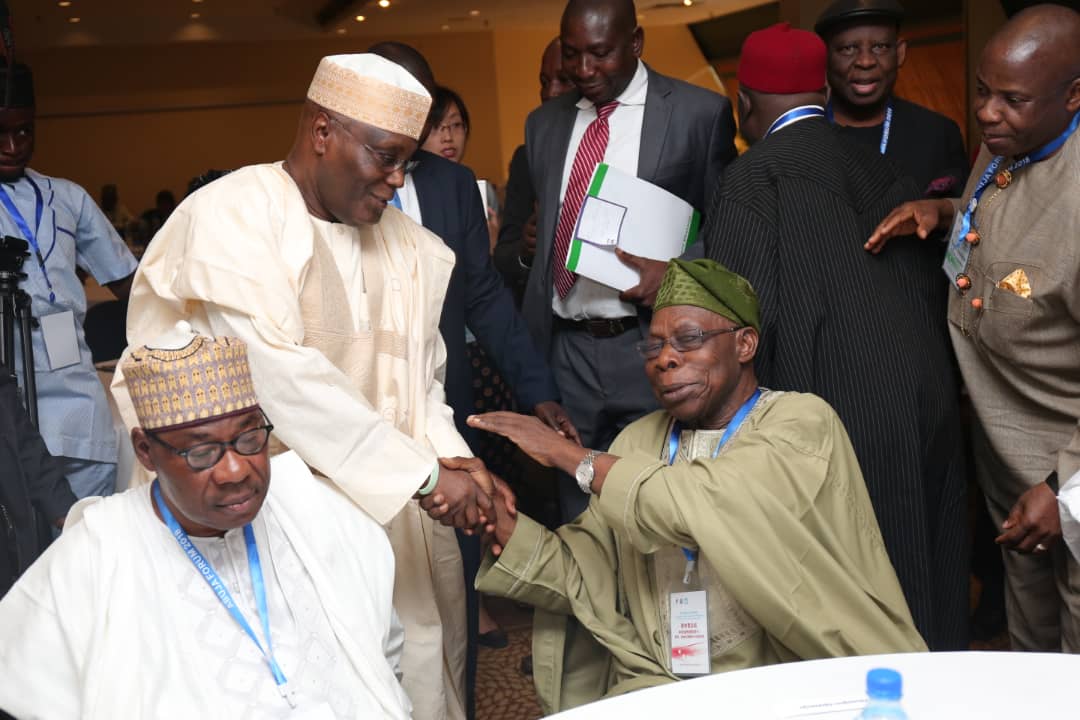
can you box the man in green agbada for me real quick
[427,259,926,713]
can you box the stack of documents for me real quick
[565,164,700,291]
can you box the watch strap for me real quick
[576,449,601,495]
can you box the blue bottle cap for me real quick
[866,668,902,700]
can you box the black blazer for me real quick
[492,144,533,302]
[409,150,559,444]
[520,63,738,354]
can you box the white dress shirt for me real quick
[396,174,423,225]
[552,60,648,321]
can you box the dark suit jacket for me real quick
[409,150,559,445]
[492,144,533,303]
[520,63,738,353]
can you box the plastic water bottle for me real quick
[858,668,908,719]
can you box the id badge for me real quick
[669,589,710,675]
[39,310,81,370]
[942,210,972,289]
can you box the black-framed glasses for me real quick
[635,327,743,360]
[149,423,275,472]
[328,115,418,174]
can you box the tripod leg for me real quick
[15,291,37,429]
[0,293,13,376]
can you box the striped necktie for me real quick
[552,100,619,298]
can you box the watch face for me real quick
[576,452,596,493]
[575,463,591,485]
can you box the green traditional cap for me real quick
[653,259,761,331]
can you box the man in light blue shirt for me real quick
[0,59,136,498]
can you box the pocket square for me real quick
[997,268,1031,299]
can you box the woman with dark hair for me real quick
[423,86,471,163]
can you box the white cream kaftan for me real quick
[0,452,410,719]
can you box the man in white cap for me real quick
[112,55,490,718]
[0,323,413,718]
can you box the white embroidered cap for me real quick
[306,53,431,140]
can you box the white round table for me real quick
[550,651,1080,719]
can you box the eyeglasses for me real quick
[435,120,467,136]
[329,115,418,174]
[635,327,743,360]
[149,422,275,472]
[361,142,419,174]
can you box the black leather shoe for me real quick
[478,628,509,649]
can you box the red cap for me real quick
[737,22,827,94]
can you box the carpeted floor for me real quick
[476,598,543,720]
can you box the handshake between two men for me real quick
[420,411,585,551]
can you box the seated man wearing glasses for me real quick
[0,323,412,718]
[443,259,926,714]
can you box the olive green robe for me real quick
[476,390,926,714]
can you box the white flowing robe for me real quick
[0,452,411,719]
[111,163,469,720]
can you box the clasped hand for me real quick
[418,457,517,542]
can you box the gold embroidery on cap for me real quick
[122,335,260,431]
[307,58,431,140]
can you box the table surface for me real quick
[550,651,1080,719]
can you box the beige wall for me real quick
[492,27,554,181]
[24,31,501,213]
[23,23,716,212]
[963,0,1008,148]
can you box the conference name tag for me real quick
[942,207,972,289]
[669,589,710,675]
[39,310,81,370]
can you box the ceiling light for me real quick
[683,0,693,5]
[192,0,204,3]
[378,0,390,7]
[190,12,200,19]
[68,16,80,23]
[355,14,366,21]
[469,9,480,16]
[57,1,72,7]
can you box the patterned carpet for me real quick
[476,598,542,720]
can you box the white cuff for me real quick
[1058,469,1080,562]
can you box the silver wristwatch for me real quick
[575,449,602,495]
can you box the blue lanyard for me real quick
[667,388,762,564]
[152,481,293,705]
[765,105,825,137]
[826,98,893,155]
[955,110,1080,246]
[0,176,56,303]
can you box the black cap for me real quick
[814,0,905,38]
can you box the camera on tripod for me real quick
[0,235,28,278]
[0,234,37,427]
